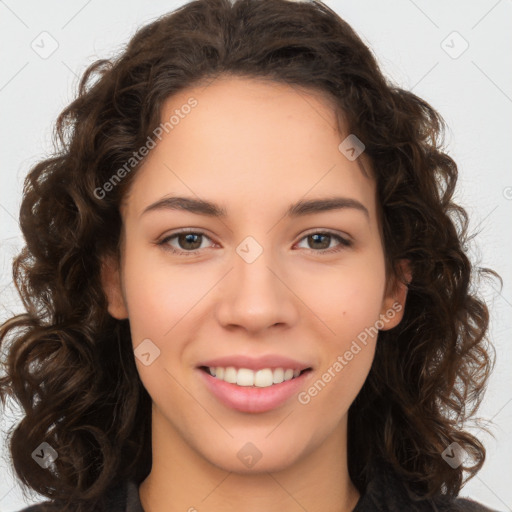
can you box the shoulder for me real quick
[451,497,501,511]
[15,502,62,512]
[353,458,501,512]
[15,505,57,512]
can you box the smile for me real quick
[198,366,313,413]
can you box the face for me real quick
[102,75,408,474]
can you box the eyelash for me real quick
[157,228,352,256]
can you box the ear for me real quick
[379,259,412,330]
[100,253,129,320]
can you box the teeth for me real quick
[207,366,303,388]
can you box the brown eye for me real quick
[158,230,214,255]
[307,233,331,250]
[175,233,203,250]
[296,231,352,253]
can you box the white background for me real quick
[0,1,511,510]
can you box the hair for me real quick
[0,0,499,510]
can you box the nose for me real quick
[214,241,299,334]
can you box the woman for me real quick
[0,0,500,510]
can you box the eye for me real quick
[295,230,352,253]
[158,229,215,256]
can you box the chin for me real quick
[200,438,303,475]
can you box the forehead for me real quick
[123,75,376,221]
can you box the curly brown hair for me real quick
[0,0,499,510]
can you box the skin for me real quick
[102,75,410,512]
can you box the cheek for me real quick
[120,243,205,342]
[293,257,385,397]
[294,256,387,341]
[297,269,383,415]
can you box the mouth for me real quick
[198,366,313,387]
[197,365,314,413]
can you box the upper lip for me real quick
[197,355,313,371]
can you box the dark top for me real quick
[17,459,500,512]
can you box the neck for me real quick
[138,406,361,512]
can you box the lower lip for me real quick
[197,368,313,413]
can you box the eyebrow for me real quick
[141,195,369,220]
